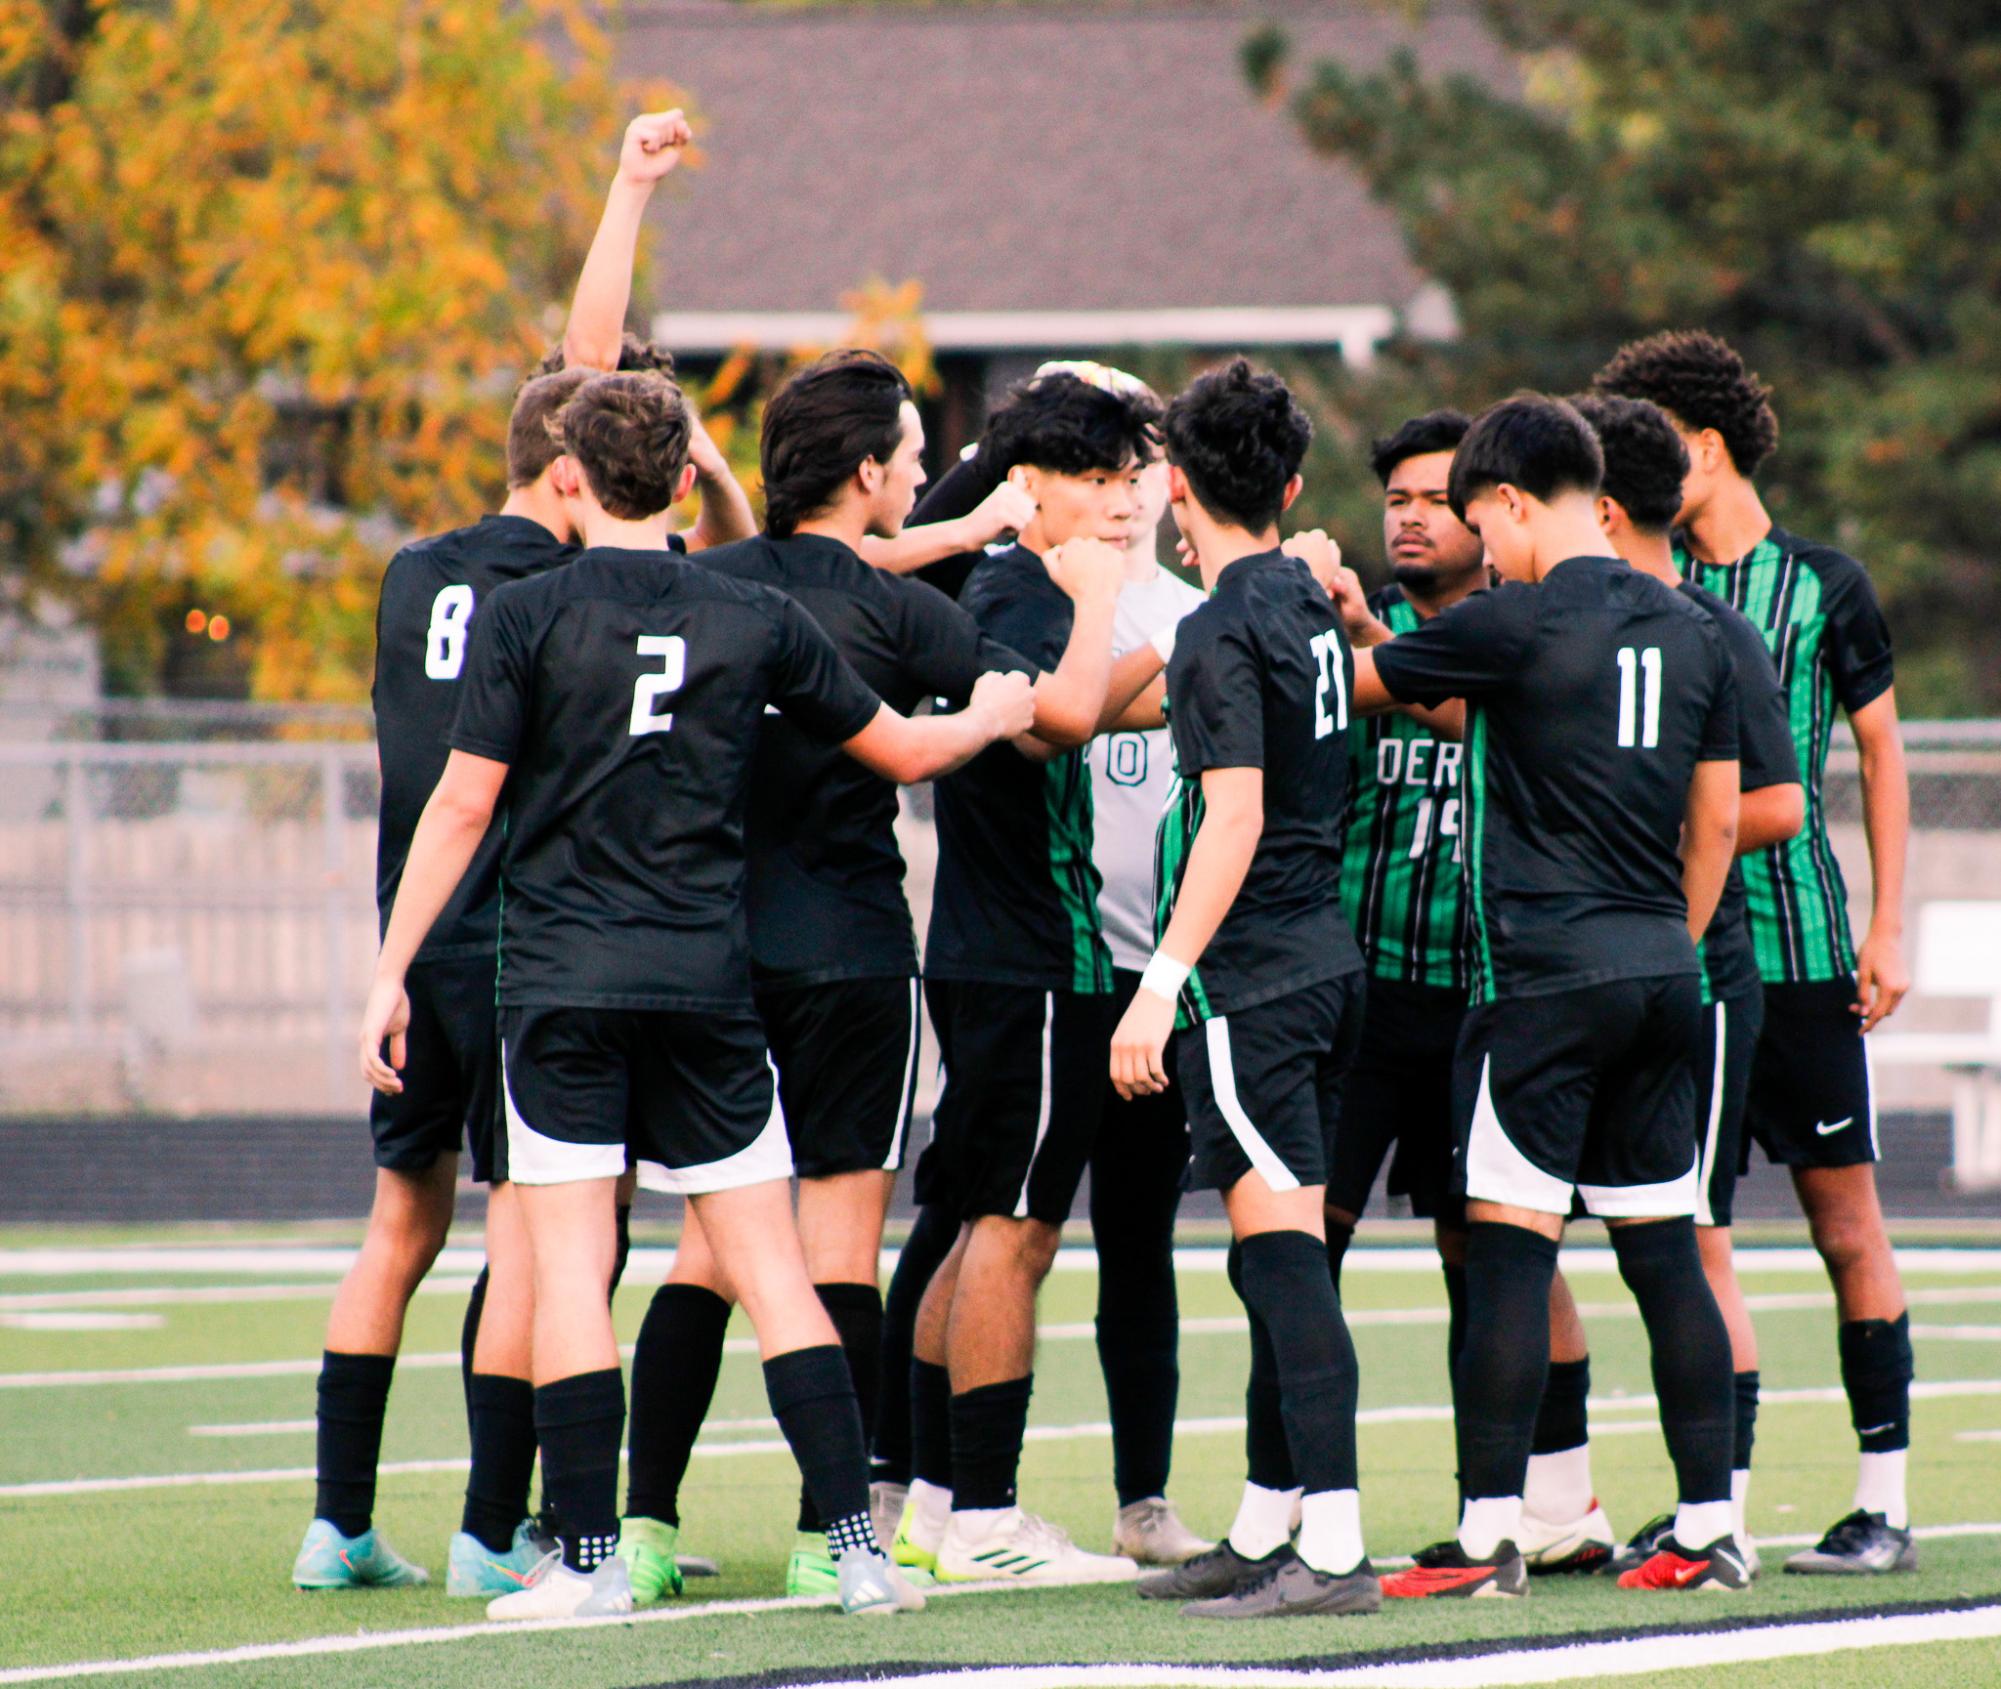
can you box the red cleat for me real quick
[1381,1540,1527,1599]
[1616,1535,1750,1592]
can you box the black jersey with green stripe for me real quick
[1680,527,1893,984]
[1338,585,1471,991]
[1371,557,1739,1004]
[1153,549,1362,1025]
[925,543,1113,994]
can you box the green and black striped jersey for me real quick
[1681,527,1894,985]
[1337,586,1470,992]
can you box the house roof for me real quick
[618,1,1509,354]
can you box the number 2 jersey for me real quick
[1156,548,1363,1024]
[1371,556,1739,1003]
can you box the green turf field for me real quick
[3,1227,1999,1688]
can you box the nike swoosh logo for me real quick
[1858,1421,1896,1436]
[1815,1117,1854,1136]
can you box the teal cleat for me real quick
[292,1519,430,1590]
[446,1518,557,1598]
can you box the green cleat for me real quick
[786,1530,841,1597]
[292,1519,429,1590]
[615,1515,687,1606]
[891,1504,941,1577]
[446,1518,556,1598]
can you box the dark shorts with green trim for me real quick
[1329,976,1465,1222]
[369,954,500,1183]
[1744,977,1878,1168]
[914,980,1116,1224]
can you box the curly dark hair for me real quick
[761,350,913,538]
[505,368,594,488]
[1572,394,1690,534]
[1593,330,1777,476]
[1446,393,1602,520]
[1160,358,1313,532]
[533,331,677,379]
[1368,408,1471,486]
[548,371,692,521]
[975,371,1161,481]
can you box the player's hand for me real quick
[962,479,1038,549]
[358,976,411,1095]
[618,109,693,188]
[1109,987,1176,1100]
[1042,536,1123,605]
[686,412,728,480]
[969,669,1037,740]
[1854,924,1911,1033]
[1283,528,1343,593]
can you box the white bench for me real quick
[1870,901,2001,1191]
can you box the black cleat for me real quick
[1784,1509,1917,1575]
[1606,1512,1675,1577]
[1137,1538,1289,1601]
[1180,1549,1381,1619]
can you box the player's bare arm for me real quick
[1849,686,1911,1031]
[1012,536,1124,757]
[684,409,757,549]
[1680,757,1741,944]
[840,669,1037,785]
[358,750,510,1092]
[1737,780,1805,854]
[859,479,1038,575]
[561,109,692,374]
[1109,764,1263,1101]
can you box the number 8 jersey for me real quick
[1370,555,1740,1004]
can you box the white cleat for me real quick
[837,1547,927,1616]
[1113,1496,1216,1566]
[1517,1501,1618,1574]
[484,1551,633,1620]
[870,1480,909,1558]
[936,1506,1139,1585]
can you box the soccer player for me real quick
[1326,409,1483,1424]
[1342,394,1748,1598]
[1516,395,1803,1576]
[612,349,1140,1601]
[1597,331,1917,1574]
[359,369,1035,1619]
[1112,358,1378,1619]
[895,371,1171,1585]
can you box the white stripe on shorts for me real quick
[500,1041,626,1187]
[1462,1054,1573,1214]
[1203,1016,1300,1194]
[882,978,922,1172]
[1694,1001,1727,1228]
[1864,1029,1880,1159]
[1012,993,1057,1218]
[635,1056,796,1196]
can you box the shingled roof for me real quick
[620,1,1508,360]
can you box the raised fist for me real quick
[969,668,1037,740]
[1042,536,1123,604]
[620,109,693,187]
[964,479,1038,549]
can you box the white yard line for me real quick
[0,1313,162,1331]
[1911,1325,2001,1340]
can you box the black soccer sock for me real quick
[1734,1369,1761,1470]
[1532,1357,1592,1456]
[625,1284,731,1526]
[461,1372,537,1552]
[1234,1230,1360,1495]
[535,1368,624,1571]
[873,1204,955,1485]
[909,1358,954,1489]
[314,1350,396,1537]
[1324,1218,1356,1297]
[1838,1313,1914,1454]
[1229,1240,1295,1490]
[1611,1218,1733,1505]
[1441,1258,1470,1500]
[1092,1158,1181,1507]
[610,1204,633,1299]
[798,1283,885,1532]
[460,1264,488,1410]
[765,1345,872,1543]
[949,1376,1035,1512]
[1456,1223,1560,1501]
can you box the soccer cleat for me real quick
[891,1494,947,1576]
[485,1550,632,1620]
[1606,1512,1675,1577]
[870,1481,908,1556]
[446,1517,557,1597]
[1114,1497,1216,1566]
[936,1507,1139,1584]
[1137,1538,1291,1601]
[292,1519,430,1589]
[1517,1500,1617,1574]
[1181,1549,1381,1620]
[614,1515,686,1605]
[836,1547,928,1616]
[1381,1540,1527,1599]
[1783,1509,1917,1576]
[1617,1533,1751,1592]
[786,1530,841,1597]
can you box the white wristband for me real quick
[1139,950,1192,1001]
[1149,621,1178,666]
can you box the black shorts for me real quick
[1745,977,1878,1169]
[1090,968,1191,1213]
[1329,977,1464,1222]
[497,1004,789,1194]
[914,981,1115,1224]
[757,976,922,1179]
[1179,974,1365,1195]
[1452,975,1701,1219]
[1695,986,1765,1228]
[370,953,500,1183]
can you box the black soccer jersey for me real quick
[1678,578,1800,1005]
[372,514,573,962]
[926,543,1112,994]
[693,532,1033,989]
[1372,556,1739,1003]
[447,547,881,1011]
[1154,549,1363,1023]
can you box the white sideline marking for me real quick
[1957,1429,2001,1442]
[0,1313,162,1331]
[1912,1324,2001,1340]
[187,1419,316,1438]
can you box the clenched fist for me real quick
[620,109,693,188]
[969,669,1038,740]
